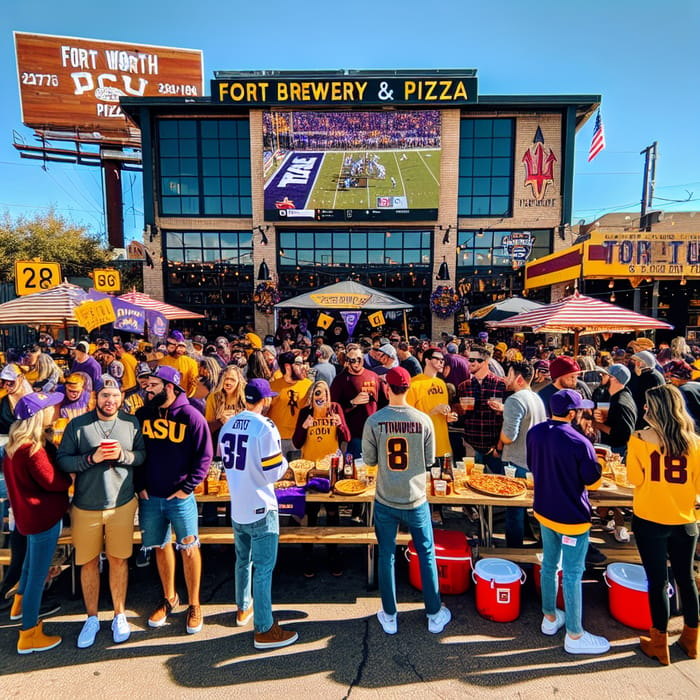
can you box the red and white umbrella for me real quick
[0,282,88,326]
[491,291,673,353]
[118,290,204,320]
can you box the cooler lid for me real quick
[408,529,470,558]
[606,562,648,592]
[474,557,521,584]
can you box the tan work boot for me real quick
[640,627,670,665]
[10,594,23,621]
[254,620,298,650]
[677,625,699,659]
[17,621,62,654]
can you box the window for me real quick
[157,119,252,217]
[456,229,551,270]
[458,118,514,217]
[164,230,254,328]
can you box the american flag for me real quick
[588,109,606,162]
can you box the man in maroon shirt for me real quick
[330,343,381,460]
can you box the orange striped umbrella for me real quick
[0,282,88,326]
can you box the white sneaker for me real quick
[541,609,566,635]
[427,605,452,634]
[604,519,616,532]
[111,613,130,644]
[77,615,100,649]
[376,609,397,635]
[615,526,631,543]
[565,630,611,655]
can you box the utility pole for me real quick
[640,142,659,319]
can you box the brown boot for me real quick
[640,627,670,665]
[10,594,23,621]
[17,621,62,654]
[677,625,699,659]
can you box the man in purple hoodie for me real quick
[136,365,213,636]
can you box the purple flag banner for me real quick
[340,310,360,337]
[111,297,145,333]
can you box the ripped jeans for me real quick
[139,493,200,550]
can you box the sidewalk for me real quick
[2,534,699,699]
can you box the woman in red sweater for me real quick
[3,391,68,654]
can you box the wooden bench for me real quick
[56,526,413,588]
[478,546,642,566]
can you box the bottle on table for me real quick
[343,451,356,480]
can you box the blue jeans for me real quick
[18,519,62,630]
[374,500,441,616]
[347,437,363,459]
[500,462,530,547]
[540,523,589,636]
[139,493,199,550]
[474,448,503,476]
[233,509,279,633]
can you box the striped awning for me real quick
[491,291,673,336]
[0,282,88,326]
[118,291,205,320]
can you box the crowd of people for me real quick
[0,322,698,662]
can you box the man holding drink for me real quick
[57,376,146,648]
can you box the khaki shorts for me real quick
[71,497,138,565]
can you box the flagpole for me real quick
[403,309,409,341]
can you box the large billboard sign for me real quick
[14,32,203,145]
[263,109,441,222]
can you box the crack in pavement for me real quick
[344,617,370,698]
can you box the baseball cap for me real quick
[386,366,411,388]
[549,356,581,380]
[77,341,90,354]
[446,342,458,354]
[664,359,693,380]
[629,337,655,352]
[245,378,278,403]
[14,391,63,420]
[550,389,594,416]
[632,350,656,370]
[99,375,121,391]
[604,363,631,385]
[534,359,551,372]
[136,362,152,377]
[168,330,185,342]
[0,363,22,382]
[64,373,86,387]
[149,365,182,389]
[378,343,397,360]
[192,334,207,347]
[263,344,277,357]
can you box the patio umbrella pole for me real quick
[403,309,409,342]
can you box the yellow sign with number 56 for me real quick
[93,268,121,292]
[14,261,61,296]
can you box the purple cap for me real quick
[14,391,63,420]
[150,365,182,389]
[550,389,594,416]
[245,378,278,403]
[168,330,185,342]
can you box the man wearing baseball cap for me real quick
[536,356,592,419]
[629,350,664,429]
[362,366,451,636]
[527,389,610,656]
[159,330,198,397]
[70,341,103,392]
[219,378,298,650]
[592,364,637,457]
[135,365,213,636]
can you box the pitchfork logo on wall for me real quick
[520,127,557,206]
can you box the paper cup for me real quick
[434,479,447,497]
[100,439,119,454]
[463,397,475,411]
[504,465,517,478]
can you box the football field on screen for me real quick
[280,148,440,210]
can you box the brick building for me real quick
[122,70,599,338]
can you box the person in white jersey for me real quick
[362,366,451,636]
[219,378,298,651]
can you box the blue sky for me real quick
[2,0,698,246]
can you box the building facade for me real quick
[122,70,599,338]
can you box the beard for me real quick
[146,389,169,408]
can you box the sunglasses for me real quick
[468,357,484,363]
[347,358,363,364]
[431,357,445,362]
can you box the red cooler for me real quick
[604,563,654,630]
[406,530,472,594]
[533,553,565,610]
[472,558,526,622]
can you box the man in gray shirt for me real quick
[57,377,145,648]
[362,366,451,636]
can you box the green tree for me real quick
[0,209,116,283]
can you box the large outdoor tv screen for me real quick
[263,110,440,222]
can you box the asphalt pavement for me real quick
[2,508,700,699]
